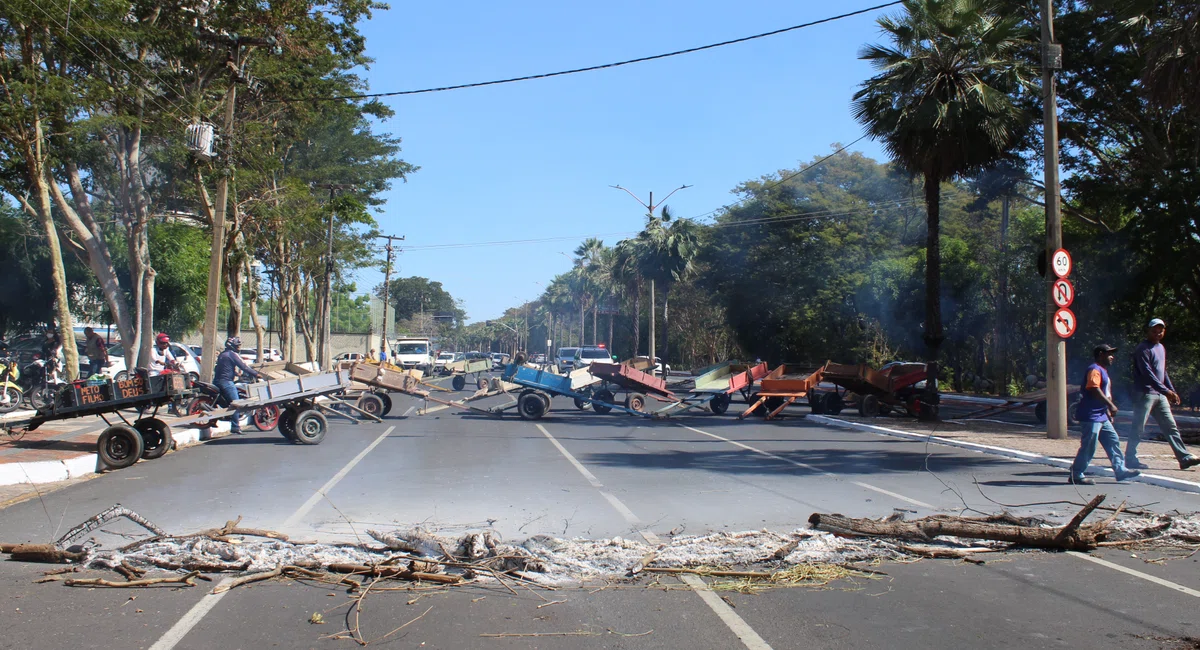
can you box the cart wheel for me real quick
[518,391,547,420]
[357,393,385,418]
[1067,398,1080,425]
[377,392,393,416]
[293,409,328,445]
[626,393,647,413]
[278,408,299,441]
[1034,401,1047,424]
[187,395,219,428]
[539,392,552,412]
[98,424,144,469]
[452,375,466,391]
[919,403,940,421]
[573,397,592,411]
[765,396,786,414]
[822,392,844,415]
[809,391,825,415]
[592,389,614,414]
[878,403,893,416]
[30,386,55,411]
[859,394,879,418]
[135,418,173,459]
[477,377,490,391]
[253,404,281,431]
[710,393,731,415]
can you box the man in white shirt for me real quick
[149,333,178,376]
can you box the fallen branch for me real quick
[212,567,283,594]
[65,571,200,588]
[641,567,773,578]
[323,564,463,585]
[4,544,85,564]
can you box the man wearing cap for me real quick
[1126,319,1200,470]
[1069,344,1141,484]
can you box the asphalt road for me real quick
[1,387,1198,650]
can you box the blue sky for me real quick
[351,0,893,321]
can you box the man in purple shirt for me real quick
[1126,318,1199,470]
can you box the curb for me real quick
[807,414,1200,496]
[0,421,231,487]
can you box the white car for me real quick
[102,342,202,383]
[434,351,456,374]
[334,352,366,363]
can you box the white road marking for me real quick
[1068,551,1200,598]
[677,424,934,509]
[536,423,773,650]
[402,406,416,417]
[149,425,396,650]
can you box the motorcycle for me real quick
[19,355,65,411]
[0,355,22,413]
[187,379,279,431]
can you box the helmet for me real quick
[225,337,242,350]
[156,333,170,345]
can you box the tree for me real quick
[852,0,1034,407]
[572,237,607,346]
[631,206,699,368]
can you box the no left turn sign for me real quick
[1052,278,1075,308]
[1053,307,1077,338]
[1051,248,1072,278]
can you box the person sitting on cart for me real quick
[215,337,260,435]
[149,333,181,376]
[41,327,65,383]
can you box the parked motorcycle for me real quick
[187,380,279,431]
[0,355,22,413]
[19,355,65,411]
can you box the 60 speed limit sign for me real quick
[1051,248,1072,278]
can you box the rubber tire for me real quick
[765,396,786,414]
[357,393,385,418]
[859,394,879,418]
[135,418,173,460]
[114,370,129,382]
[98,424,143,469]
[539,392,551,412]
[293,409,328,445]
[710,392,731,415]
[253,404,281,431]
[187,395,219,428]
[809,391,825,415]
[377,392,393,416]
[878,403,893,416]
[477,377,489,391]
[0,386,22,413]
[1067,398,1079,425]
[452,375,466,391]
[592,389,614,414]
[626,392,647,413]
[823,392,844,416]
[1035,401,1047,424]
[278,408,299,441]
[919,403,940,421]
[30,386,54,411]
[573,397,592,411]
[518,391,547,420]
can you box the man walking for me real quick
[214,337,260,435]
[1069,344,1141,485]
[83,327,108,377]
[1126,319,1200,470]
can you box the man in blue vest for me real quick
[1069,344,1141,485]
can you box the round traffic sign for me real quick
[1052,278,1075,308]
[1053,307,1077,338]
[1051,248,1072,278]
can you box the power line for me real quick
[277,2,903,102]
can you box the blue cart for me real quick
[501,365,654,420]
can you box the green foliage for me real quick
[150,222,211,334]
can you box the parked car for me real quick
[556,347,579,371]
[102,342,201,382]
[573,346,615,370]
[491,353,510,371]
[532,353,547,364]
[334,352,366,363]
[434,351,456,374]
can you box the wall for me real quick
[179,330,375,360]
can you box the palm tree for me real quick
[636,206,699,372]
[573,238,607,346]
[852,0,1032,411]
[612,239,644,357]
[542,275,573,354]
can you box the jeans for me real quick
[1127,392,1189,462]
[87,359,105,377]
[1071,420,1129,479]
[215,380,244,433]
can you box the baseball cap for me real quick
[1093,344,1118,356]
[1148,318,1166,329]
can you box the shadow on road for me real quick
[579,446,1010,476]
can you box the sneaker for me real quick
[1068,475,1095,485]
[1115,469,1142,482]
[1126,460,1151,470]
[232,429,245,436]
[1179,456,1200,470]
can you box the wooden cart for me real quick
[739,365,825,419]
[817,361,930,418]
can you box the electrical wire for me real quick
[276,2,903,102]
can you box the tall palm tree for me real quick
[542,275,573,354]
[636,206,699,372]
[612,239,644,357]
[852,0,1032,412]
[573,238,607,346]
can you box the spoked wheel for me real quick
[134,418,173,460]
[98,424,144,469]
[293,409,328,445]
[377,392,393,416]
[0,386,22,414]
[452,375,466,391]
[253,404,281,431]
[477,377,489,391]
[29,385,55,411]
[356,393,385,418]
[518,390,547,420]
[592,389,615,414]
[709,393,731,415]
[822,392,844,415]
[626,392,647,414]
[187,395,219,428]
[278,408,299,442]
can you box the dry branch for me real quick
[65,571,200,588]
[4,544,86,564]
[212,567,282,594]
[323,564,463,584]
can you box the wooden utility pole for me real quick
[378,234,404,356]
[314,183,355,370]
[1041,0,1067,439]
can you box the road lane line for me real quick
[149,425,396,650]
[536,423,773,650]
[402,406,416,417]
[676,424,934,509]
[1067,551,1200,598]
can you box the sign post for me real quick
[1047,248,1072,439]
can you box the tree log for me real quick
[809,495,1109,551]
[5,544,86,564]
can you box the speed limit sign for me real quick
[1053,308,1077,338]
[1051,248,1072,278]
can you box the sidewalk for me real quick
[0,410,230,486]
[809,413,1200,493]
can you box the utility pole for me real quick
[610,184,690,376]
[314,183,355,370]
[1041,0,1067,439]
[196,31,275,382]
[378,234,405,357]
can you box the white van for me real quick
[393,337,433,372]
